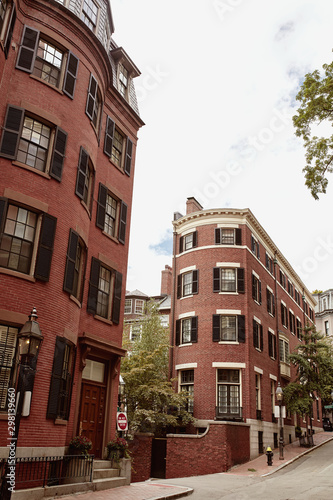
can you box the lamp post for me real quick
[276,382,284,460]
[1,308,43,500]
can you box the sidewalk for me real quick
[54,432,333,500]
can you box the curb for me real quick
[261,435,333,477]
[149,486,194,500]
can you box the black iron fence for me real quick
[0,454,94,493]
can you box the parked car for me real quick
[323,418,333,431]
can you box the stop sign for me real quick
[117,412,128,431]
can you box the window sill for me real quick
[255,347,262,353]
[30,74,64,95]
[219,292,238,295]
[253,300,261,306]
[219,341,239,345]
[179,343,192,347]
[0,268,36,282]
[268,312,275,318]
[93,314,113,326]
[13,161,51,179]
[70,295,82,308]
[180,295,193,300]
[55,419,68,426]
[102,231,119,244]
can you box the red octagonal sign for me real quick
[117,412,128,431]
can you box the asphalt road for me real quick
[157,439,333,500]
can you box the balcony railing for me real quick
[215,406,243,421]
[0,454,94,494]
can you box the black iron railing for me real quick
[0,454,94,492]
[215,406,243,421]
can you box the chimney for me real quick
[186,197,203,215]
[161,265,172,296]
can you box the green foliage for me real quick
[293,60,333,198]
[121,300,194,435]
[283,325,333,419]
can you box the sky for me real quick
[111,0,333,297]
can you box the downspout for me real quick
[274,251,281,383]
[169,224,177,381]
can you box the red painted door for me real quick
[79,382,106,458]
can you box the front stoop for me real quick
[92,459,127,491]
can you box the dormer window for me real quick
[111,47,140,103]
[118,64,129,98]
[81,0,98,32]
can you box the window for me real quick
[96,183,128,245]
[267,288,275,316]
[118,64,129,98]
[75,147,94,213]
[253,319,263,351]
[325,320,330,336]
[296,318,302,339]
[279,338,289,364]
[179,231,197,253]
[0,105,68,181]
[281,303,288,328]
[279,270,286,289]
[81,0,98,31]
[124,299,132,314]
[289,310,296,335]
[213,314,245,343]
[16,26,79,98]
[104,116,133,176]
[215,227,242,245]
[63,229,87,302]
[87,257,122,324]
[251,235,260,258]
[295,289,300,305]
[0,199,57,280]
[213,267,245,293]
[287,280,294,297]
[217,369,241,417]
[252,274,262,304]
[86,74,103,133]
[265,252,274,274]
[322,297,328,311]
[176,316,198,345]
[180,370,194,413]
[268,330,277,359]
[135,299,145,314]
[0,324,18,410]
[47,336,75,420]
[177,270,198,298]
[0,0,15,59]
[130,323,141,341]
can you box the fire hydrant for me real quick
[266,446,273,466]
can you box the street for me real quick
[157,439,333,500]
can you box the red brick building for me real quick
[171,197,318,459]
[0,0,143,461]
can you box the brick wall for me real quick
[128,434,153,483]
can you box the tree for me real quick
[293,60,333,199]
[121,300,193,435]
[283,325,333,433]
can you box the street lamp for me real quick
[276,382,284,460]
[1,308,43,500]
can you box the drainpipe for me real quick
[273,251,281,383]
[169,225,177,381]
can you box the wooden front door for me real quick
[79,382,106,458]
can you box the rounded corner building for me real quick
[0,0,143,470]
[171,197,319,463]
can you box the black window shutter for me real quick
[267,289,270,312]
[272,293,275,316]
[259,280,262,304]
[4,4,16,59]
[112,271,122,324]
[238,315,245,343]
[179,236,184,253]
[87,257,100,314]
[0,105,24,158]
[251,236,255,253]
[96,183,107,230]
[75,147,89,199]
[63,52,79,99]
[215,228,221,244]
[191,316,198,343]
[86,73,97,120]
[193,231,198,248]
[192,270,199,294]
[177,274,182,299]
[97,101,104,145]
[34,214,57,282]
[257,242,260,260]
[273,334,277,358]
[50,127,67,181]
[213,267,220,292]
[235,228,242,245]
[63,229,79,294]
[46,337,66,419]
[104,116,115,157]
[175,320,181,346]
[237,268,245,293]
[212,315,220,342]
[268,331,273,357]
[252,274,256,300]
[124,138,133,176]
[0,197,8,234]
[16,25,39,72]
[118,201,128,244]
[260,324,263,351]
[253,319,257,347]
